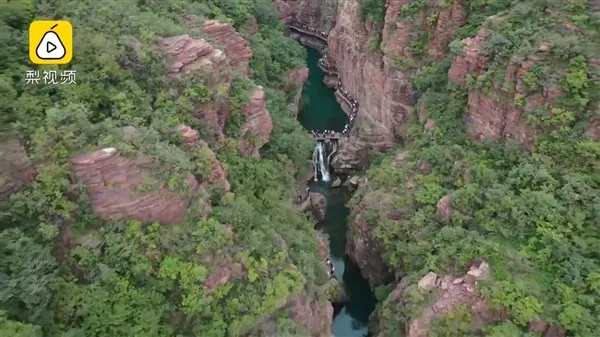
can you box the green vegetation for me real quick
[1,0,325,336]
[353,1,599,336]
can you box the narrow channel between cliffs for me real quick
[299,48,377,337]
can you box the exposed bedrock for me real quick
[0,138,36,199]
[159,20,273,156]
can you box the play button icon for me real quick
[47,41,57,53]
[29,20,72,64]
[35,24,66,60]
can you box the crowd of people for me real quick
[289,19,328,40]
[311,129,343,139]
[317,56,336,75]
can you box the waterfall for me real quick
[316,142,331,182]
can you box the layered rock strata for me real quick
[71,148,200,224]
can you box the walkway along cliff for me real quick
[279,1,599,337]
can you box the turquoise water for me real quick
[297,48,348,132]
[300,48,377,337]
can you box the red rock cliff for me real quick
[71,148,200,224]
[0,139,36,199]
[448,27,597,150]
[239,87,273,157]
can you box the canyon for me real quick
[2,1,596,336]
[278,0,597,336]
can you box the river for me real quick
[299,48,377,337]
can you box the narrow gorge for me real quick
[284,0,599,336]
[299,47,377,337]
[1,0,597,337]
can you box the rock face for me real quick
[159,20,265,147]
[310,192,327,222]
[285,294,333,337]
[448,27,596,150]
[377,261,506,337]
[202,20,252,73]
[71,148,199,224]
[347,191,394,287]
[177,125,231,192]
[239,87,273,157]
[436,195,452,224]
[315,231,330,260]
[331,176,342,187]
[0,139,36,199]
[278,0,338,30]
[285,67,309,115]
[157,34,225,76]
[417,272,438,291]
[326,278,348,304]
[331,138,370,174]
[204,258,246,293]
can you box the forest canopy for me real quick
[1,0,326,336]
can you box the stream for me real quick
[299,48,377,337]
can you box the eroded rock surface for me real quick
[177,125,230,192]
[436,195,452,224]
[71,148,199,224]
[285,67,309,114]
[239,87,273,157]
[447,27,596,150]
[376,261,506,337]
[310,192,327,223]
[326,278,348,304]
[347,191,394,287]
[0,139,36,199]
[331,138,370,174]
[202,20,252,73]
[204,258,246,293]
[285,294,333,337]
[158,35,224,76]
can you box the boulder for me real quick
[331,139,370,174]
[323,74,338,88]
[391,151,409,168]
[406,272,506,337]
[71,148,200,224]
[544,325,566,337]
[326,278,348,304]
[342,175,360,189]
[418,272,438,291]
[467,260,490,281]
[331,176,342,187]
[310,192,327,222]
[424,119,436,132]
[529,320,550,334]
[0,138,36,199]
[436,195,452,224]
[204,259,246,293]
[177,124,200,148]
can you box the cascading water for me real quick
[316,141,331,182]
